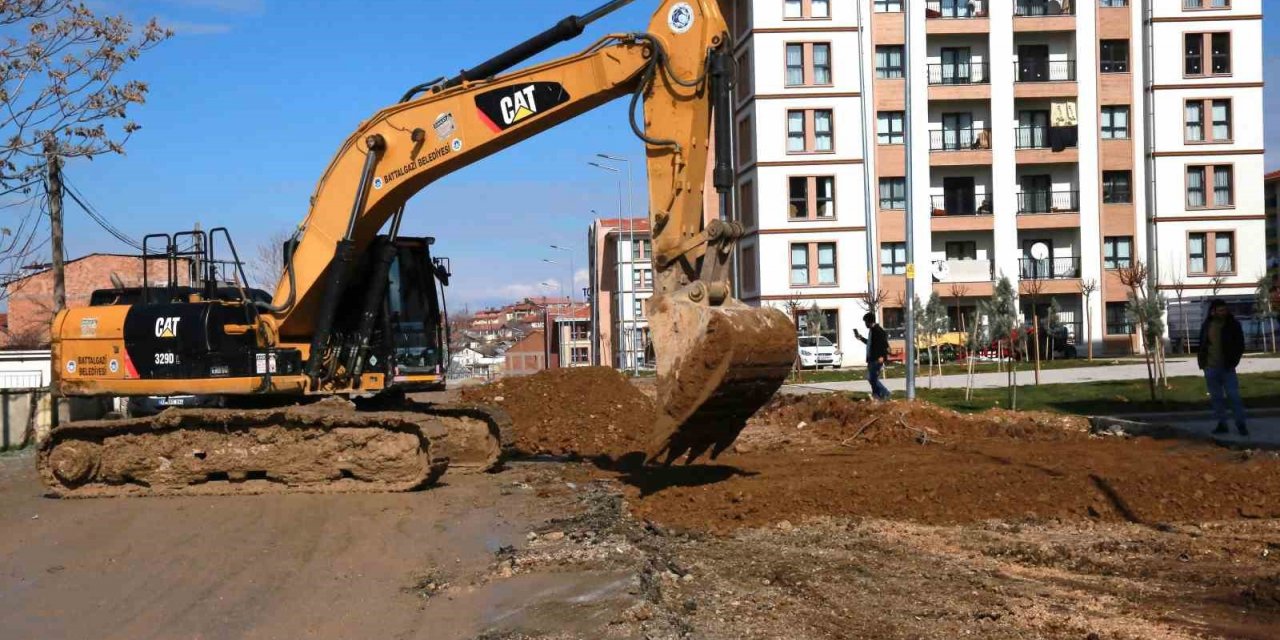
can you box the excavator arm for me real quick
[47,0,795,471]
[260,0,794,464]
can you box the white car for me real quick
[797,335,842,369]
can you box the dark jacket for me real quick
[859,324,890,364]
[1197,314,1244,370]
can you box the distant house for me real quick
[504,330,546,375]
[452,343,504,378]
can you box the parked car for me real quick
[797,335,842,369]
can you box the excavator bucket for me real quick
[645,297,796,465]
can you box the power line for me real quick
[59,172,144,251]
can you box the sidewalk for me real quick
[783,355,1280,394]
[1092,408,1280,450]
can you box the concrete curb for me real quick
[1089,415,1280,452]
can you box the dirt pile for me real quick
[460,367,654,458]
[737,394,1088,452]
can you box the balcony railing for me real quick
[1014,0,1076,16]
[925,1,986,18]
[1015,60,1076,82]
[1014,125,1077,150]
[1017,190,1080,214]
[929,127,992,151]
[930,194,993,216]
[1019,256,1081,280]
[926,62,990,85]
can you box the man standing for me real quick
[853,312,891,401]
[1198,299,1247,436]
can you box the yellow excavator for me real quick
[38,0,796,497]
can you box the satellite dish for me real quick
[1030,242,1050,260]
[931,260,951,282]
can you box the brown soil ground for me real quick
[460,367,654,459]
[617,394,1280,533]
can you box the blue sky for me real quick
[51,1,1280,310]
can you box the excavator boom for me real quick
[43,0,795,497]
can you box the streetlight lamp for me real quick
[589,156,640,374]
[549,244,575,303]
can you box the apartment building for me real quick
[587,218,654,370]
[727,0,1264,362]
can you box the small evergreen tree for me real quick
[981,275,1020,408]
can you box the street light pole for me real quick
[589,159,636,372]
[550,245,574,303]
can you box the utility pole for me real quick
[902,0,917,400]
[45,149,66,312]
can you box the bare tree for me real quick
[1079,278,1098,361]
[0,2,170,278]
[246,229,295,293]
[1118,261,1166,400]
[1255,270,1276,353]
[949,282,969,333]
[860,287,890,317]
[1169,270,1189,354]
[1021,277,1045,385]
[1209,274,1226,298]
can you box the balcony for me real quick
[930,194,992,217]
[926,62,989,85]
[1014,0,1075,17]
[1017,190,1079,214]
[925,1,990,34]
[929,128,992,166]
[1019,256,1081,281]
[1014,125,1078,163]
[1015,60,1076,83]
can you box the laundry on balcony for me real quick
[1048,126,1077,152]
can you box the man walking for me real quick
[853,312,891,401]
[1198,299,1247,436]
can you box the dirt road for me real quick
[0,451,642,640]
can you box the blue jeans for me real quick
[867,361,891,401]
[1204,367,1246,426]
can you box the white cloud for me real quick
[574,268,589,288]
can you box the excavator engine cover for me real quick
[646,297,795,465]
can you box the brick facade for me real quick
[3,254,189,347]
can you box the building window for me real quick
[738,179,756,228]
[879,177,906,210]
[735,52,752,102]
[1102,171,1132,204]
[1103,236,1133,269]
[1101,106,1130,139]
[1183,0,1230,8]
[1099,40,1130,73]
[785,43,833,87]
[787,109,833,153]
[632,238,650,260]
[1185,32,1230,76]
[570,324,589,340]
[790,242,837,286]
[1187,165,1234,208]
[632,267,653,291]
[1184,98,1232,142]
[1100,0,1129,7]
[1189,231,1235,275]
[732,0,751,36]
[789,176,835,220]
[570,346,589,364]
[881,242,907,275]
[874,0,903,11]
[796,308,839,345]
[737,114,753,164]
[944,241,977,260]
[875,45,904,79]
[784,0,829,19]
[877,111,905,145]
[1106,302,1133,335]
[740,244,758,293]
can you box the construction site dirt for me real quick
[1,367,1277,638]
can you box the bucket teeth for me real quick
[646,299,796,465]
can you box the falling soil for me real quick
[460,367,654,459]
[611,394,1280,533]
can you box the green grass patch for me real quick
[790,357,1151,384]
[865,372,1280,416]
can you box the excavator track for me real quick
[37,398,509,498]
